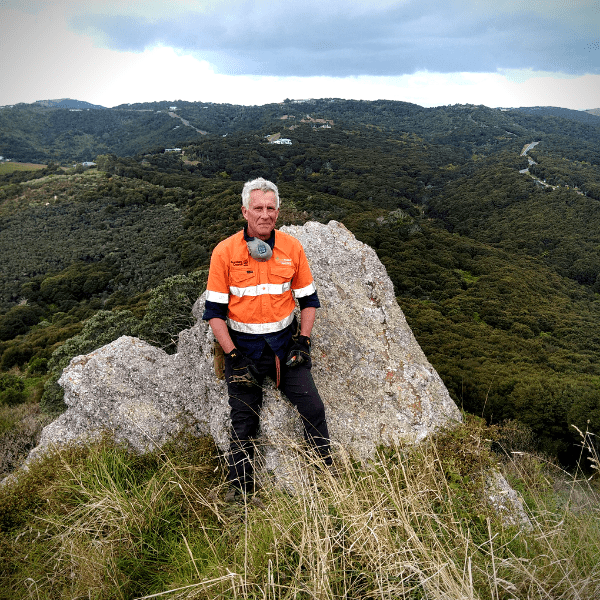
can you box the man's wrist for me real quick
[225,348,241,361]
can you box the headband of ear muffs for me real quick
[246,237,273,262]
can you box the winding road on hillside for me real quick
[518,141,585,195]
[518,141,556,190]
[520,141,540,157]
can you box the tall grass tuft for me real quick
[1,418,599,599]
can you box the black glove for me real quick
[225,349,259,387]
[285,335,311,368]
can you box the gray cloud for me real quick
[69,0,600,77]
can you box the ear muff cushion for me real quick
[246,238,273,261]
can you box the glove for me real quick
[285,335,311,368]
[225,349,259,387]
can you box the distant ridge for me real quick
[3,98,600,164]
[35,98,106,110]
[514,105,600,125]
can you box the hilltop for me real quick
[33,98,106,110]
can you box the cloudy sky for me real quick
[2,0,599,109]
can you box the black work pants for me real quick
[225,345,331,492]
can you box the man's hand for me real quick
[285,335,311,368]
[225,349,259,386]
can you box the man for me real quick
[203,177,332,499]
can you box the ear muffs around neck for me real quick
[246,237,273,262]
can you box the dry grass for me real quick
[0,401,52,478]
[1,421,599,599]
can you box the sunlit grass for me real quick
[0,162,47,174]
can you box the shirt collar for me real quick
[243,225,276,249]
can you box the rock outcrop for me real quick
[27,221,462,477]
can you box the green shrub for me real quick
[0,344,33,370]
[0,373,25,406]
[0,304,42,341]
[27,356,48,375]
[0,386,26,407]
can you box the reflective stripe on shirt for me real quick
[228,311,295,334]
[206,290,229,304]
[230,280,292,298]
[293,281,316,298]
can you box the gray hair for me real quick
[241,177,280,209]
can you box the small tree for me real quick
[137,270,208,354]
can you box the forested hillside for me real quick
[1,98,600,468]
[0,104,194,163]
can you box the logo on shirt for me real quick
[275,257,293,266]
[231,259,249,267]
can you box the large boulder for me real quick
[27,221,461,475]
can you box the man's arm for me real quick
[208,318,236,353]
[299,307,316,337]
[292,240,319,337]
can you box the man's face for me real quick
[242,189,279,240]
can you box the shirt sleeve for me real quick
[291,242,318,299]
[202,241,230,321]
[298,290,321,310]
[202,299,229,321]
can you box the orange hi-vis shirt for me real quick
[205,229,317,335]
